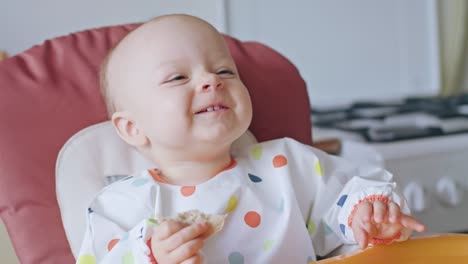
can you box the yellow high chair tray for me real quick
[314,234,468,264]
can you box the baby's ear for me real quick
[111,111,149,147]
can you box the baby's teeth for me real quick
[207,107,214,112]
[213,106,221,111]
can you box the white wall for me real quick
[1,0,221,55]
[228,0,440,107]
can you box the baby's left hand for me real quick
[351,200,426,249]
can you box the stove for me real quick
[312,93,468,234]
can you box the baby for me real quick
[77,14,425,264]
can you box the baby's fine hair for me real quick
[99,47,116,117]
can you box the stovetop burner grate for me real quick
[312,93,468,142]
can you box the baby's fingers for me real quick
[356,201,373,223]
[170,238,205,263]
[372,201,387,224]
[400,215,426,232]
[154,220,188,241]
[351,202,375,249]
[387,202,401,224]
[164,222,210,252]
[352,223,369,249]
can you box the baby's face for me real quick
[110,16,252,157]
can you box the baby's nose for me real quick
[200,75,223,91]
[202,82,222,90]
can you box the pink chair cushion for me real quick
[0,24,311,263]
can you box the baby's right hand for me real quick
[151,219,209,264]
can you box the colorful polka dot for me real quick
[263,239,274,251]
[132,178,150,187]
[77,254,96,264]
[251,146,263,160]
[314,161,323,176]
[225,195,238,213]
[248,173,263,183]
[139,227,144,238]
[107,238,119,251]
[180,186,196,196]
[273,155,288,168]
[244,211,261,228]
[340,224,346,235]
[337,195,348,207]
[307,219,316,235]
[122,252,134,264]
[228,251,245,264]
[323,222,333,236]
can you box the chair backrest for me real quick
[0,23,311,263]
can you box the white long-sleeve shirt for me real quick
[76,137,410,263]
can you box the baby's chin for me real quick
[190,132,242,153]
[200,132,241,146]
[196,122,246,140]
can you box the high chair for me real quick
[0,22,311,263]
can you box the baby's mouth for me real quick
[195,104,229,114]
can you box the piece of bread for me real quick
[159,210,227,238]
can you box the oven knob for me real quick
[403,182,426,213]
[435,177,464,207]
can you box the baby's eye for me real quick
[167,75,186,82]
[217,69,235,75]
